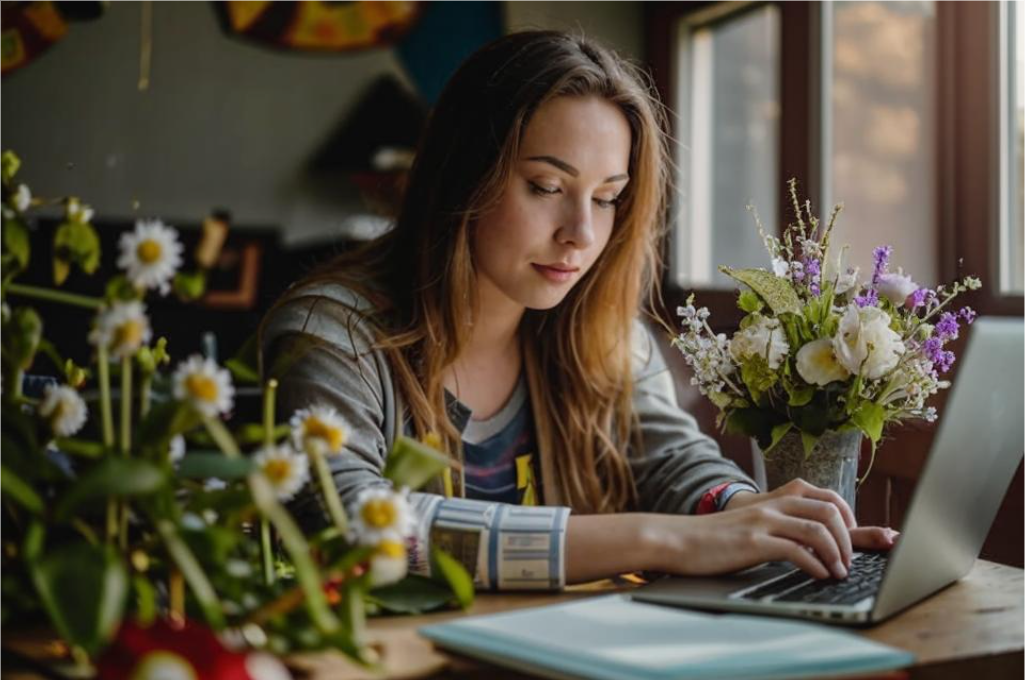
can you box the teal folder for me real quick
[419,595,915,680]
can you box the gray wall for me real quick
[2,2,643,248]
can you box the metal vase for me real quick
[760,428,862,513]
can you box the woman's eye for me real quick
[594,195,621,210]
[528,181,560,197]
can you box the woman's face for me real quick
[473,95,632,313]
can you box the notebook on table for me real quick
[419,594,914,680]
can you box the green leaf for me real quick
[104,275,139,302]
[28,541,128,655]
[3,215,30,270]
[226,333,261,384]
[739,354,777,405]
[52,220,101,282]
[53,437,107,459]
[131,574,157,626]
[0,463,43,513]
[2,150,21,183]
[801,430,820,459]
[173,270,206,301]
[177,452,254,480]
[136,400,202,456]
[55,458,167,521]
[4,306,42,370]
[852,401,886,444]
[764,422,794,454]
[383,435,451,491]
[737,290,764,314]
[367,574,457,614]
[725,408,784,450]
[785,381,815,407]
[720,266,802,315]
[430,548,474,609]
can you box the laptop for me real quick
[634,317,1024,626]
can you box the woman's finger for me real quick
[771,479,858,529]
[778,497,853,569]
[766,511,847,579]
[756,535,831,580]
[850,526,899,550]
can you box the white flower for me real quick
[832,306,905,380]
[771,257,790,277]
[89,301,151,360]
[369,539,409,587]
[169,435,186,464]
[252,443,309,501]
[876,269,918,307]
[290,406,348,456]
[835,267,860,295]
[13,184,31,212]
[117,219,183,295]
[796,338,851,386]
[729,316,790,370]
[173,354,234,417]
[65,197,94,223]
[38,384,88,437]
[348,486,415,547]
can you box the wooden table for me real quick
[290,559,1024,680]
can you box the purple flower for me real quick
[854,288,879,308]
[872,246,893,285]
[909,287,930,309]
[922,336,957,373]
[935,312,960,341]
[958,306,977,324]
[802,258,821,296]
[935,350,956,373]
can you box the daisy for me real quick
[13,184,31,212]
[38,384,88,437]
[172,354,234,418]
[117,219,183,295]
[65,197,94,223]
[290,405,348,455]
[89,301,152,360]
[252,443,309,502]
[368,539,408,587]
[348,486,415,547]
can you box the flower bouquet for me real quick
[0,150,472,676]
[672,180,980,505]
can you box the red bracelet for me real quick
[696,482,732,515]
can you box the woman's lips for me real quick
[532,263,578,283]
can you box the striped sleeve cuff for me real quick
[406,493,570,591]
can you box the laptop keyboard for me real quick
[735,552,889,606]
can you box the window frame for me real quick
[646,1,816,332]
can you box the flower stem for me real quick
[201,415,340,634]
[139,374,152,417]
[157,519,224,628]
[261,379,277,584]
[118,356,133,551]
[309,443,349,536]
[97,344,116,544]
[5,283,104,310]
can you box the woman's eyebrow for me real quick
[525,155,629,183]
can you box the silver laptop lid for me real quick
[873,317,1024,621]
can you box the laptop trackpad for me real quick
[633,562,798,607]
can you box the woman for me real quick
[262,30,896,591]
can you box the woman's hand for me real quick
[638,479,898,581]
[724,479,899,555]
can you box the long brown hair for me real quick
[273,31,670,514]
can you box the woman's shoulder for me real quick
[261,280,389,355]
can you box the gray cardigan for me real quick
[261,282,757,589]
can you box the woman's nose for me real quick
[555,200,595,249]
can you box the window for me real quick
[999,0,1024,294]
[671,2,782,289]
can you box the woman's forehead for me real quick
[519,96,631,177]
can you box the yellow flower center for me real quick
[136,239,163,264]
[114,320,144,349]
[421,431,443,451]
[305,416,345,452]
[376,540,405,559]
[184,374,218,402]
[262,458,292,484]
[361,498,397,528]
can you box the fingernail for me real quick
[833,561,848,579]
